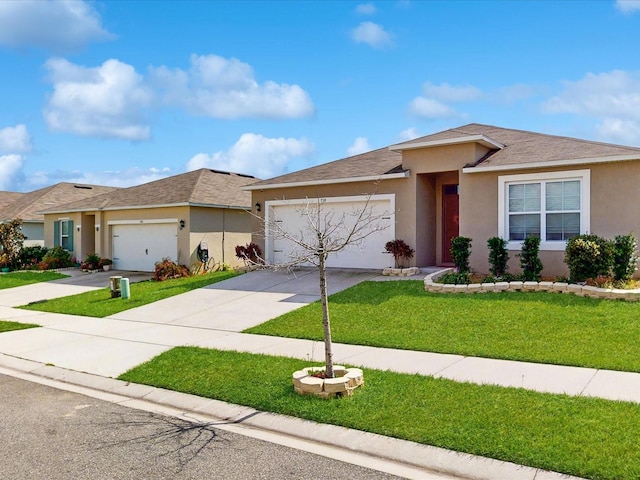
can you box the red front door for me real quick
[442,184,459,264]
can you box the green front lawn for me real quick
[0,271,68,289]
[0,320,39,332]
[20,270,238,317]
[245,280,640,373]
[120,347,640,480]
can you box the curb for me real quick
[0,353,584,480]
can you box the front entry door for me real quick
[442,184,459,264]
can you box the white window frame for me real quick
[498,170,590,251]
[60,219,70,250]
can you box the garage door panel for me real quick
[268,197,394,269]
[112,224,178,272]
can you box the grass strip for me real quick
[120,346,640,480]
[0,271,68,289]
[0,320,39,332]
[20,270,238,317]
[245,280,640,373]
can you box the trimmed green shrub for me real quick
[450,236,472,274]
[612,234,638,283]
[518,237,543,281]
[41,246,74,269]
[565,234,613,283]
[438,272,471,285]
[18,245,49,268]
[487,237,509,277]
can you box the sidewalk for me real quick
[0,270,618,479]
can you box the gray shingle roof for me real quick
[0,192,24,209]
[40,169,256,213]
[245,147,404,188]
[0,183,118,222]
[249,124,640,189]
[395,123,640,169]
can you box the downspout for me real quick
[222,209,225,264]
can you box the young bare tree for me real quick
[258,194,391,378]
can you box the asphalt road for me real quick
[0,374,402,480]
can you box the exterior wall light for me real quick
[255,202,261,212]
[179,219,185,230]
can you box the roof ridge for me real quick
[452,123,640,151]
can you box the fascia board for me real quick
[242,171,409,191]
[463,154,640,173]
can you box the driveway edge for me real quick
[0,354,583,480]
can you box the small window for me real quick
[60,220,70,250]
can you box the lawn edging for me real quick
[424,269,640,301]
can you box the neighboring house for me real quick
[0,183,118,247]
[244,124,640,277]
[41,169,256,272]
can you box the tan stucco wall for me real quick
[224,146,640,276]
[250,143,489,269]
[45,205,252,269]
[462,161,640,278]
[44,212,83,261]
[189,207,252,268]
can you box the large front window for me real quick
[499,170,590,250]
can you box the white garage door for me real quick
[267,195,394,269]
[112,223,178,272]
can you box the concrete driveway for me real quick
[109,268,379,331]
[0,269,378,376]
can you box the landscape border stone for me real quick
[424,268,640,302]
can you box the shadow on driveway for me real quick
[51,269,153,287]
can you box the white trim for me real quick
[107,218,178,226]
[389,134,504,151]
[264,194,396,265]
[241,172,409,191]
[498,170,590,251]
[40,202,249,215]
[463,154,640,173]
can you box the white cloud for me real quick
[151,54,314,119]
[43,58,153,140]
[355,3,377,15]
[543,70,640,144]
[186,133,315,179]
[409,97,458,118]
[409,82,483,119]
[26,166,172,188]
[420,82,483,103]
[397,127,420,141]
[0,125,31,153]
[0,0,114,53]
[347,137,371,156]
[351,22,393,49]
[0,154,24,190]
[615,0,640,13]
[493,84,537,104]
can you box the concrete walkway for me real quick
[0,268,627,479]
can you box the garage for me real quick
[111,222,178,272]
[265,195,395,269]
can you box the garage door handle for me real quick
[274,250,283,253]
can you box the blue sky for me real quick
[1,0,640,191]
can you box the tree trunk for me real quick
[319,252,334,378]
